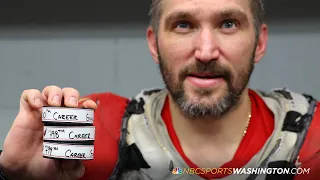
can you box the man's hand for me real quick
[0,86,97,180]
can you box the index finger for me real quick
[42,85,63,107]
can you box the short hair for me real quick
[149,0,265,37]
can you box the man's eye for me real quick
[175,21,191,29]
[221,20,237,29]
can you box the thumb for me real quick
[62,160,85,179]
[19,89,43,113]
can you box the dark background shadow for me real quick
[0,0,318,26]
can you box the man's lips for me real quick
[186,73,224,88]
[188,73,223,79]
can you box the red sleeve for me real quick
[295,102,320,180]
[79,92,129,180]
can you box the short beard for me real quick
[158,52,255,119]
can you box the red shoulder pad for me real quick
[295,102,320,180]
[94,92,129,141]
[80,92,129,180]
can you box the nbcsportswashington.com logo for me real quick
[172,167,311,175]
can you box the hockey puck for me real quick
[42,106,94,125]
[43,126,95,142]
[42,142,94,160]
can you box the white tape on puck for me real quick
[42,142,94,160]
[43,126,95,141]
[42,107,94,124]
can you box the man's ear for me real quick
[254,24,268,63]
[146,26,159,64]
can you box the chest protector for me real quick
[108,88,317,180]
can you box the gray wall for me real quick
[0,0,319,148]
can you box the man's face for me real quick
[155,0,260,118]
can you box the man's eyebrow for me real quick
[218,9,248,21]
[164,11,197,26]
[163,8,249,27]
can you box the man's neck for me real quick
[169,89,251,146]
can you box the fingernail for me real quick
[52,95,60,105]
[34,98,42,107]
[69,97,78,106]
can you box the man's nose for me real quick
[194,28,220,63]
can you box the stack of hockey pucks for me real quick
[41,106,95,160]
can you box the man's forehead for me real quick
[160,0,252,16]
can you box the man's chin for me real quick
[184,82,227,98]
[176,96,222,118]
[183,91,221,106]
[170,87,236,118]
